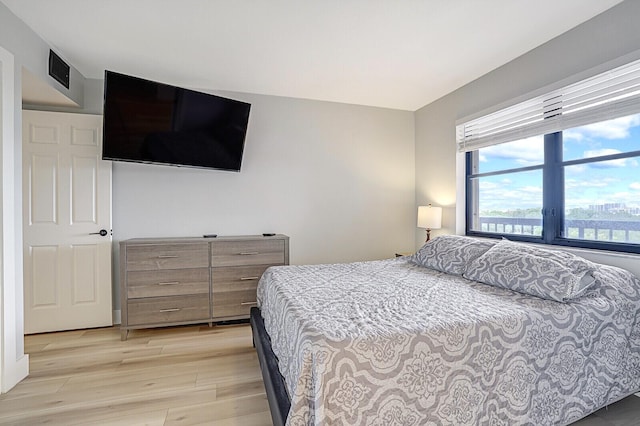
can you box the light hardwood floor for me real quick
[1,323,638,425]
[0,323,271,426]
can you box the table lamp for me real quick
[417,204,442,242]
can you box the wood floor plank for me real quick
[207,411,273,426]
[0,373,200,418]
[0,385,218,425]
[80,410,169,426]
[0,377,69,401]
[0,408,170,426]
[0,324,268,426]
[59,371,199,397]
[164,394,270,426]
[215,379,269,401]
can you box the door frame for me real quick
[0,46,29,393]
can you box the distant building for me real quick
[588,203,640,216]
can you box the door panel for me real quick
[71,155,97,223]
[29,154,58,224]
[30,246,58,307]
[71,126,98,146]
[30,123,59,144]
[23,110,112,334]
[71,244,97,303]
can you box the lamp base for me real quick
[425,228,432,242]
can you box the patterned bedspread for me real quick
[256,257,640,426]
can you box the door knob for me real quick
[90,229,109,236]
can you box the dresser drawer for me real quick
[212,265,271,290]
[212,290,258,318]
[126,243,209,271]
[127,268,209,299]
[211,266,268,318]
[127,295,210,326]
[211,239,285,267]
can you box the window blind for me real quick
[456,58,640,152]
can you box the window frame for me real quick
[465,130,640,254]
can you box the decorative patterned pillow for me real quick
[463,240,597,302]
[410,235,497,275]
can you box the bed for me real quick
[250,236,640,425]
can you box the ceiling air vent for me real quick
[48,49,70,89]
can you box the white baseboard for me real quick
[112,309,121,325]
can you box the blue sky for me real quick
[477,114,640,213]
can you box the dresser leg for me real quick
[121,328,128,341]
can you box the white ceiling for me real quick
[3,0,624,111]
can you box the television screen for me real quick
[102,71,251,171]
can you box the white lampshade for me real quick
[417,205,442,230]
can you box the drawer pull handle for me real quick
[240,276,260,281]
[158,255,179,259]
[158,281,180,286]
[159,308,181,313]
[239,252,259,255]
[241,301,258,306]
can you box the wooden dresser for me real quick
[120,235,289,340]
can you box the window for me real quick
[562,116,640,245]
[467,138,544,237]
[459,59,640,254]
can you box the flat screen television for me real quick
[102,70,251,171]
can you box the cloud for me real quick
[630,182,640,191]
[564,192,639,209]
[568,114,640,140]
[479,181,499,190]
[593,158,640,168]
[567,164,587,173]
[576,148,639,168]
[584,148,622,157]
[478,178,542,211]
[565,178,612,189]
[564,130,584,142]
[564,196,597,207]
[480,136,544,165]
[521,186,542,194]
[610,191,631,200]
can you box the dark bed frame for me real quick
[250,307,290,426]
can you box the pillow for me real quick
[463,240,597,302]
[410,235,497,275]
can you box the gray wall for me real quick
[26,76,417,316]
[113,91,416,264]
[29,79,416,267]
[2,0,416,322]
[108,89,415,311]
[0,2,84,107]
[8,0,640,320]
[415,0,640,275]
[0,1,87,389]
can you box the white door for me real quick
[23,110,112,334]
